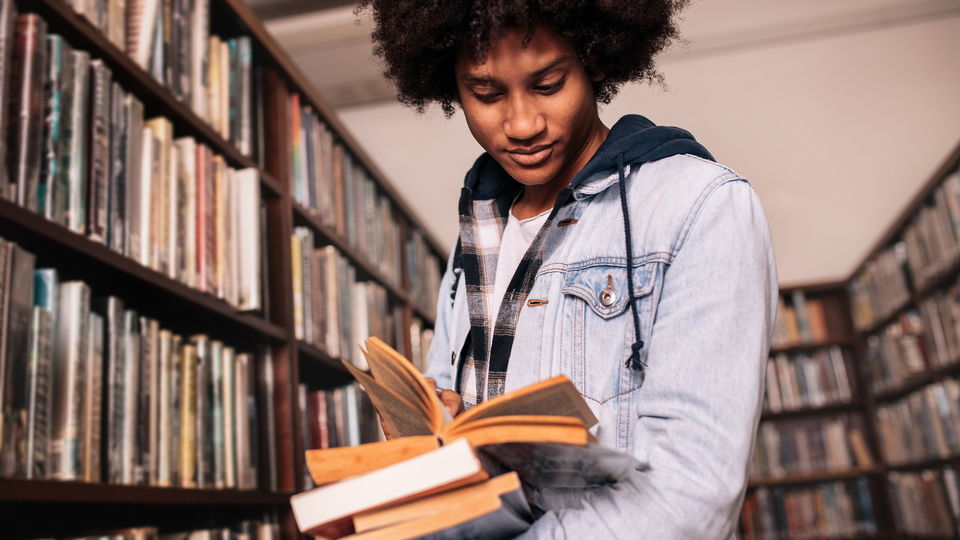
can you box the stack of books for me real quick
[289,337,639,539]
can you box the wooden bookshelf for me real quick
[761,400,863,422]
[1,0,448,538]
[748,467,883,489]
[769,337,856,356]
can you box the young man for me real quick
[360,1,778,537]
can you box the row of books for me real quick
[740,478,877,540]
[296,382,381,490]
[864,310,929,393]
[408,317,435,374]
[55,513,280,540]
[406,229,443,320]
[290,228,406,364]
[849,242,912,331]
[875,377,960,465]
[918,284,960,369]
[290,98,405,288]
[63,0,259,158]
[0,239,276,489]
[888,468,960,536]
[1,11,264,311]
[772,290,845,348]
[763,347,854,413]
[751,415,873,478]
[902,170,960,293]
[849,168,960,332]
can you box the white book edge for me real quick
[290,439,481,534]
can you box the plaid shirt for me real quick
[455,183,570,408]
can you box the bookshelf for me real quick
[0,0,447,538]
[742,140,960,538]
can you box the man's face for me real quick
[455,27,603,188]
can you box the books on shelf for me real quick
[918,284,960,369]
[771,290,847,348]
[741,478,877,540]
[763,346,853,413]
[875,377,960,465]
[887,468,959,536]
[849,242,912,331]
[864,309,930,394]
[55,513,280,540]
[0,238,273,488]
[406,229,442,320]
[290,229,405,361]
[751,414,873,479]
[297,382,381,491]
[3,12,264,312]
[902,171,960,293]
[408,317,434,374]
[290,103,405,289]
[63,0,258,156]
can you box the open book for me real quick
[307,337,599,484]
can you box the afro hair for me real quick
[358,0,690,116]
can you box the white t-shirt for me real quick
[492,207,551,318]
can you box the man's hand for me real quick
[426,377,464,419]
[379,378,463,440]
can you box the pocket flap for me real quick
[561,262,655,319]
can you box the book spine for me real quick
[166,140,178,281]
[83,312,104,482]
[40,35,65,220]
[234,351,249,489]
[192,335,208,488]
[178,343,196,487]
[221,346,235,489]
[123,95,143,259]
[256,349,275,491]
[156,330,172,486]
[238,37,252,157]
[50,281,90,481]
[227,39,238,147]
[0,243,36,477]
[121,309,139,484]
[237,169,260,311]
[146,319,160,485]
[65,50,91,234]
[189,0,208,120]
[9,14,48,211]
[210,340,224,489]
[24,306,53,479]
[0,0,18,201]
[107,82,126,253]
[86,60,112,244]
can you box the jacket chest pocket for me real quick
[558,261,659,404]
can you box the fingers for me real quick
[439,389,463,418]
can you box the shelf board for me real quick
[748,467,882,488]
[291,204,435,326]
[885,454,960,473]
[0,199,286,344]
[762,401,863,421]
[28,0,280,200]
[769,338,855,356]
[0,478,291,505]
[872,362,960,403]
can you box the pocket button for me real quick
[599,287,616,307]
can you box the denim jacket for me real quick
[425,117,778,539]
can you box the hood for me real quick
[462,114,714,200]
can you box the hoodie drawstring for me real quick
[617,154,646,372]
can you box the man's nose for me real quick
[503,95,546,142]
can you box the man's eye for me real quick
[534,79,565,94]
[472,92,502,103]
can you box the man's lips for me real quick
[505,143,556,167]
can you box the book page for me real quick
[450,375,597,431]
[342,361,435,437]
[364,338,446,432]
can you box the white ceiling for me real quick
[260,0,960,285]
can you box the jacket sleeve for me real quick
[422,243,459,390]
[517,179,778,539]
